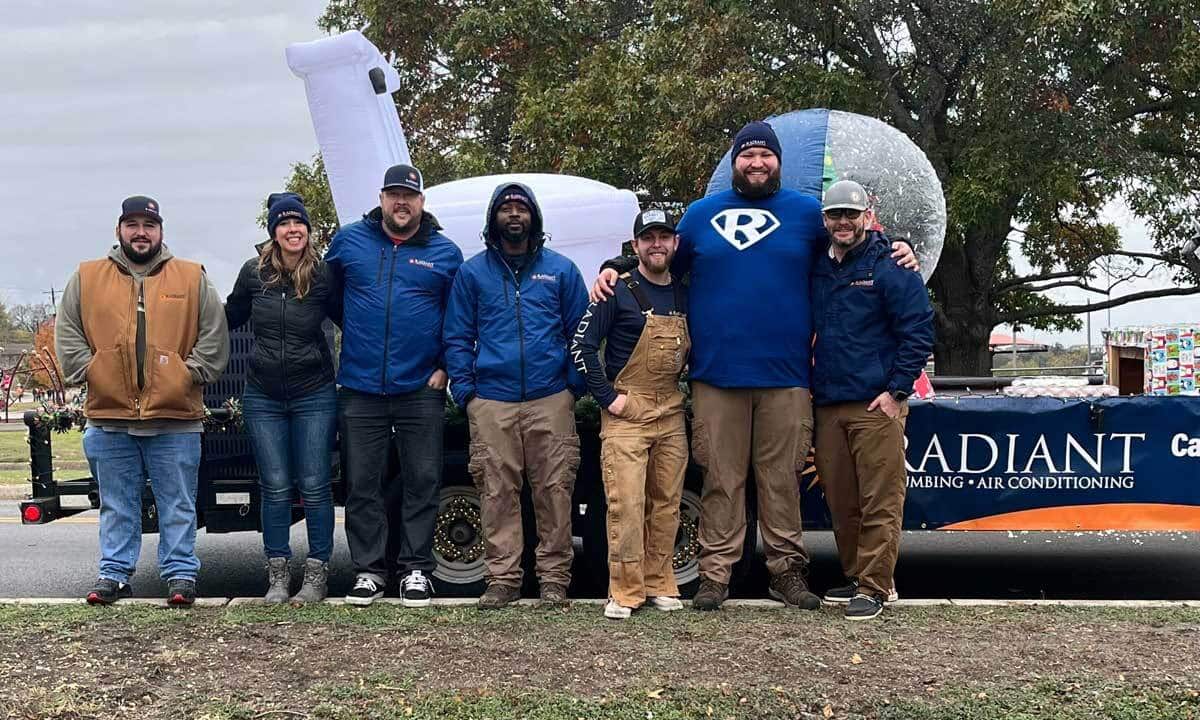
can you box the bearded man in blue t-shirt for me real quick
[593,121,916,611]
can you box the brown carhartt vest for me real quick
[78,256,204,420]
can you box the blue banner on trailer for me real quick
[799,396,1200,531]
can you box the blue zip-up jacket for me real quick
[443,183,590,408]
[325,208,464,395]
[811,230,935,406]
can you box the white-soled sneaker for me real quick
[346,574,384,606]
[604,599,633,620]
[648,596,683,612]
[401,570,433,608]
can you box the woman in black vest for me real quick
[225,193,341,604]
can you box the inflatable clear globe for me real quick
[706,109,946,281]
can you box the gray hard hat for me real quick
[822,180,870,211]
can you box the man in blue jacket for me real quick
[811,180,935,621]
[443,182,590,609]
[325,164,464,607]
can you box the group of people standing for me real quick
[55,119,934,621]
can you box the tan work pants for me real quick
[600,391,687,607]
[814,401,908,598]
[466,390,580,588]
[691,382,813,583]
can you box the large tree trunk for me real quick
[927,218,1008,376]
[932,317,994,376]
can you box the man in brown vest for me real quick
[571,210,690,619]
[55,196,229,606]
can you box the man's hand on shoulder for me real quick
[890,241,920,272]
[590,268,619,303]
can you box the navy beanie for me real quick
[267,192,311,238]
[496,185,535,212]
[730,121,782,166]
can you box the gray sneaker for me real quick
[265,557,291,604]
[290,558,328,605]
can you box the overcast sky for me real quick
[2,0,1196,351]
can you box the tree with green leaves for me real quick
[288,0,1200,374]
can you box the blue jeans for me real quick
[83,427,202,584]
[242,381,337,562]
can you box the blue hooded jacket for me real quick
[811,230,935,406]
[443,183,590,408]
[325,208,464,395]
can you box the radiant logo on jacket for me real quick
[710,209,780,250]
[531,273,557,282]
[409,258,435,270]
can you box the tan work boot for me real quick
[538,582,569,607]
[768,567,821,610]
[691,578,728,611]
[478,583,520,610]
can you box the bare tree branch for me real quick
[1000,285,1200,324]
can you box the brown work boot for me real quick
[478,583,520,610]
[768,567,821,610]
[691,577,729,611]
[538,582,569,607]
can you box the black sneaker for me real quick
[691,578,729,611]
[401,570,432,608]
[86,578,132,605]
[346,575,384,606]
[166,578,196,607]
[768,568,821,610]
[845,593,884,621]
[823,578,859,604]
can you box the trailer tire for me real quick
[430,483,488,597]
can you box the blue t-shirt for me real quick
[673,188,823,388]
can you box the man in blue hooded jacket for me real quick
[443,182,590,609]
[325,164,464,607]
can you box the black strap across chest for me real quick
[619,272,684,316]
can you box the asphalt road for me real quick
[2,500,1197,600]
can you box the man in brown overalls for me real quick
[571,209,690,618]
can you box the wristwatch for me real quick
[890,389,910,402]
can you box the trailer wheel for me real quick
[671,486,703,597]
[430,484,488,597]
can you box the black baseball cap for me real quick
[633,209,676,237]
[381,163,424,193]
[119,195,162,223]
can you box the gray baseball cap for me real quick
[822,180,870,212]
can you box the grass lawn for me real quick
[0,604,1196,719]
[0,427,87,485]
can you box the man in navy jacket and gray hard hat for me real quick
[810,179,935,621]
[443,182,590,609]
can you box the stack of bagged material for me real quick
[1002,377,1118,398]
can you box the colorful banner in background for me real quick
[800,396,1200,531]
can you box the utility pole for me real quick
[1086,300,1092,374]
[44,287,57,308]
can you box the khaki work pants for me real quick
[691,382,813,583]
[814,401,908,598]
[600,391,688,607]
[466,390,580,588]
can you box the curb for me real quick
[2,597,1198,608]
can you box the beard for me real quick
[732,165,782,199]
[637,250,673,273]
[119,237,162,264]
[383,211,420,238]
[500,226,529,245]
